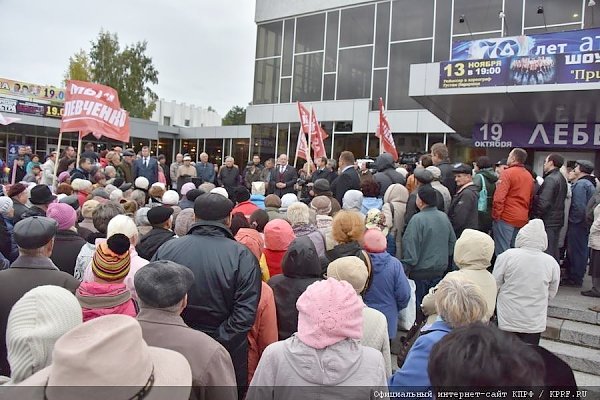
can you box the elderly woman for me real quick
[286,202,326,259]
[248,278,387,399]
[135,206,153,237]
[326,210,371,278]
[47,202,87,276]
[389,275,488,396]
[71,178,93,208]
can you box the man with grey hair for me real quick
[0,216,80,376]
[218,156,241,199]
[135,260,237,400]
[170,153,184,189]
[153,193,261,390]
[269,154,298,197]
[196,152,215,185]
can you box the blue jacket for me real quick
[250,194,265,210]
[363,251,410,339]
[389,320,452,397]
[570,176,596,224]
[361,197,383,215]
[195,162,215,184]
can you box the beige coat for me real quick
[137,308,237,400]
[422,229,497,324]
[382,184,408,260]
[177,164,197,178]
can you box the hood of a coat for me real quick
[383,184,409,205]
[76,281,129,297]
[453,229,494,270]
[478,169,499,184]
[374,153,395,172]
[579,175,597,187]
[342,190,363,212]
[283,335,363,385]
[515,219,547,251]
[282,236,322,278]
[264,219,296,251]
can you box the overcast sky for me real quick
[0,0,256,116]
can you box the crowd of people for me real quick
[0,141,593,398]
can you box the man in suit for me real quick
[310,156,336,184]
[331,151,360,207]
[269,154,298,197]
[133,146,159,185]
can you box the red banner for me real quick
[376,98,398,161]
[297,102,328,159]
[60,80,130,142]
[295,129,310,162]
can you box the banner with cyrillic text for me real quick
[452,27,600,60]
[60,80,130,142]
[472,122,600,149]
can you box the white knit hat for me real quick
[6,285,82,384]
[0,196,13,216]
[109,189,124,202]
[134,176,150,191]
[162,190,179,206]
[71,179,92,192]
[151,182,166,190]
[281,193,299,209]
[210,187,229,198]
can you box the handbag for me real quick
[477,174,488,212]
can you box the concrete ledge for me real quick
[541,339,600,376]
[561,320,600,350]
[548,305,600,325]
[574,371,600,399]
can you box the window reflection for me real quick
[524,0,583,27]
[295,14,325,53]
[337,47,373,100]
[453,0,503,34]
[256,21,283,58]
[391,0,434,40]
[388,40,432,110]
[340,5,375,47]
[293,53,323,102]
[253,58,280,104]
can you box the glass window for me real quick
[333,133,366,160]
[256,21,283,58]
[323,74,336,100]
[253,58,280,104]
[280,77,291,103]
[325,11,339,72]
[184,119,190,127]
[391,0,434,41]
[277,124,289,157]
[292,53,323,102]
[524,0,583,27]
[163,116,171,126]
[289,123,300,160]
[434,0,452,62]
[453,0,503,35]
[335,121,353,132]
[368,133,381,158]
[524,23,582,35]
[232,139,250,170]
[375,2,390,68]
[340,4,375,47]
[321,121,333,158]
[371,69,387,111]
[295,13,325,53]
[388,40,432,110]
[282,19,295,76]
[181,140,198,161]
[205,139,223,166]
[251,124,276,161]
[336,47,373,100]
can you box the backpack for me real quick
[477,174,488,212]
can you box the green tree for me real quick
[64,30,159,119]
[222,106,246,125]
[63,49,92,85]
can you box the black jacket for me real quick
[268,236,322,341]
[269,165,298,197]
[404,189,445,232]
[436,161,457,196]
[532,168,568,228]
[14,166,26,183]
[49,230,87,276]
[447,184,480,238]
[16,206,46,223]
[373,153,406,197]
[218,166,241,195]
[136,227,176,261]
[331,167,361,206]
[70,167,90,181]
[11,200,29,223]
[152,221,261,388]
[311,168,336,183]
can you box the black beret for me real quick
[134,260,195,308]
[186,189,203,202]
[14,216,57,249]
[194,193,234,221]
[146,206,174,225]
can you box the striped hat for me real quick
[92,234,131,282]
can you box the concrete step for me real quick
[574,371,600,399]
[548,280,600,325]
[540,339,600,376]
[543,317,600,349]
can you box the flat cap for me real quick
[134,260,195,308]
[452,163,472,175]
[122,150,135,157]
[576,160,595,174]
[58,195,80,211]
[414,167,433,184]
[313,179,331,193]
[147,206,174,225]
[14,216,57,249]
[91,188,110,200]
[194,193,234,221]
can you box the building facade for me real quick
[247,0,600,172]
[151,99,222,128]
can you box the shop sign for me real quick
[472,122,600,149]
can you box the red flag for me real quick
[295,129,310,161]
[60,80,130,142]
[376,98,398,161]
[0,113,21,126]
[297,102,328,159]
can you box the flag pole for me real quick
[308,106,313,175]
[294,127,299,169]
[52,131,63,188]
[76,131,83,167]
[379,98,384,155]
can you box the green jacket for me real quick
[401,206,456,280]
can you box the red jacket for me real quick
[492,164,534,228]
[247,281,278,384]
[232,200,259,219]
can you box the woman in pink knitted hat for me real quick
[247,278,388,400]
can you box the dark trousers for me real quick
[545,226,561,262]
[515,332,541,345]
[414,277,443,322]
[567,222,590,285]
